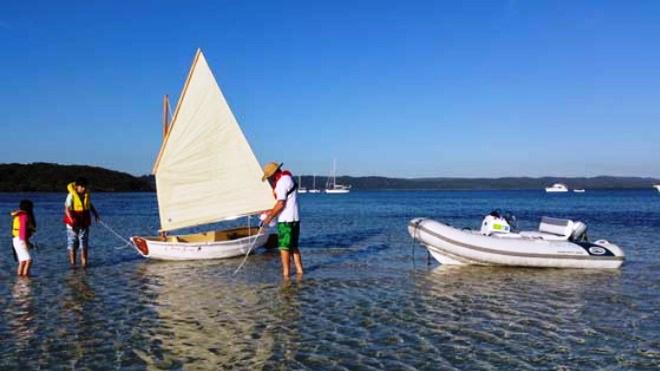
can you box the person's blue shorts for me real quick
[67,227,89,251]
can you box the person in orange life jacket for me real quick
[63,177,99,268]
[261,162,303,278]
[11,200,37,277]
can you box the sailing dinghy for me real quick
[131,49,274,260]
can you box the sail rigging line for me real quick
[232,225,265,275]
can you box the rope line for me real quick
[99,220,134,250]
[233,226,265,275]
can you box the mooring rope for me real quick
[99,220,134,250]
[233,225,265,275]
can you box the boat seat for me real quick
[519,231,569,241]
[538,217,574,239]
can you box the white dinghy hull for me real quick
[131,227,269,261]
[409,218,624,269]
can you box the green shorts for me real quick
[277,222,300,251]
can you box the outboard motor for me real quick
[503,211,518,232]
[570,221,589,242]
[481,210,511,236]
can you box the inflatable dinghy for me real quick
[408,212,624,269]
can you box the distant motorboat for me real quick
[573,189,586,193]
[654,184,660,192]
[325,159,351,194]
[409,211,624,269]
[545,183,569,192]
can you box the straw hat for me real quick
[261,162,283,181]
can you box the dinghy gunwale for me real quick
[130,226,269,260]
[135,226,263,244]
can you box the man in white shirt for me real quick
[261,162,303,278]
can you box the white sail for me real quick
[153,49,273,231]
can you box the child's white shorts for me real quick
[12,237,31,262]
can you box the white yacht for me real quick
[325,159,351,194]
[654,184,660,192]
[308,175,321,193]
[298,175,308,193]
[545,183,569,193]
[325,184,351,194]
[573,189,586,193]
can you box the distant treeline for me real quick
[0,163,658,192]
[0,163,153,192]
[297,175,660,190]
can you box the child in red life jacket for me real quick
[63,177,100,268]
[11,199,37,277]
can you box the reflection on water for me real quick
[9,279,35,357]
[0,191,659,368]
[411,267,627,368]
[132,261,278,368]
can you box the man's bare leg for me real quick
[292,249,304,275]
[17,262,23,276]
[280,250,291,278]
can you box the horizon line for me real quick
[2,162,660,180]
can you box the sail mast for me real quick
[333,158,337,188]
[162,95,170,138]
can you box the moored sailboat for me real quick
[131,49,274,260]
[308,174,321,193]
[298,176,308,193]
[325,159,351,194]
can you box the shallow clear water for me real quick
[0,190,659,369]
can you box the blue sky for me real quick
[1,1,659,177]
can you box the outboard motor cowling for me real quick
[570,221,588,242]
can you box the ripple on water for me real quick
[1,191,659,369]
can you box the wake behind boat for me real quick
[409,211,624,269]
[131,49,273,260]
